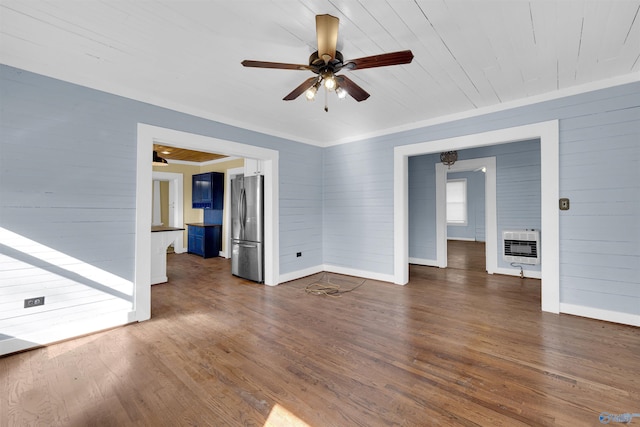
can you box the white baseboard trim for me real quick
[278,265,324,284]
[493,266,542,279]
[323,264,395,284]
[560,303,640,327]
[151,274,168,285]
[173,246,187,254]
[447,237,477,241]
[0,310,136,356]
[408,260,541,278]
[409,257,440,267]
[278,264,396,285]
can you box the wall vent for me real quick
[503,230,540,265]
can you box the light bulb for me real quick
[324,75,336,90]
[336,87,347,99]
[305,86,317,101]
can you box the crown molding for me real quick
[324,72,640,147]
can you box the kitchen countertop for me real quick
[185,223,222,227]
[151,226,185,232]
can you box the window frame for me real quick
[446,178,468,226]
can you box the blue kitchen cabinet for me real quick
[187,224,221,258]
[192,172,224,209]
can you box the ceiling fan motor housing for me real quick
[309,50,344,73]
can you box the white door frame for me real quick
[135,124,280,321]
[394,120,559,313]
[436,157,497,273]
[152,171,185,253]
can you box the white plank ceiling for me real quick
[1,0,639,146]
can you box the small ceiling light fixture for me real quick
[153,150,168,166]
[303,71,350,110]
[322,71,336,90]
[440,151,458,169]
[305,81,321,101]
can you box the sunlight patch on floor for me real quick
[264,403,311,427]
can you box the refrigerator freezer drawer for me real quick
[231,240,264,283]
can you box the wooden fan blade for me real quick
[242,60,311,71]
[283,76,319,101]
[343,50,413,71]
[316,14,339,63]
[335,75,370,102]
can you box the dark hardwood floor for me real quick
[2,244,638,426]
[447,240,486,272]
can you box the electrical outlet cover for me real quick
[559,198,570,210]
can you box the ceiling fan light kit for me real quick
[305,81,320,100]
[322,71,336,90]
[242,14,413,110]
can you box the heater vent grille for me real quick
[503,230,540,265]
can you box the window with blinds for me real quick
[446,179,467,226]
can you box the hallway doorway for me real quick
[393,120,560,314]
[447,240,486,272]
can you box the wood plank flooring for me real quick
[446,240,486,272]
[2,242,639,426]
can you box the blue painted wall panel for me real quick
[408,154,438,260]
[323,140,396,273]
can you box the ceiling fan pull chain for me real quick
[324,86,329,112]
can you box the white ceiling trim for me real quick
[325,72,640,147]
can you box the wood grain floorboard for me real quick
[1,241,638,426]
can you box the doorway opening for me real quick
[394,120,560,314]
[436,157,497,273]
[447,241,487,272]
[134,124,280,322]
[152,171,185,253]
[443,161,490,273]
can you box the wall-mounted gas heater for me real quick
[503,230,540,265]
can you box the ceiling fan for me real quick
[241,14,413,107]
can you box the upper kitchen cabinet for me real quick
[192,172,224,209]
[244,158,263,176]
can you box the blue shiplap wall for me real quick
[407,153,439,261]
[324,82,639,316]
[323,140,395,274]
[0,65,322,352]
[278,143,323,274]
[558,100,640,314]
[407,139,541,271]
[446,170,486,241]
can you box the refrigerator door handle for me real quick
[238,188,246,236]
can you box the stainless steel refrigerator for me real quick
[231,175,264,283]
